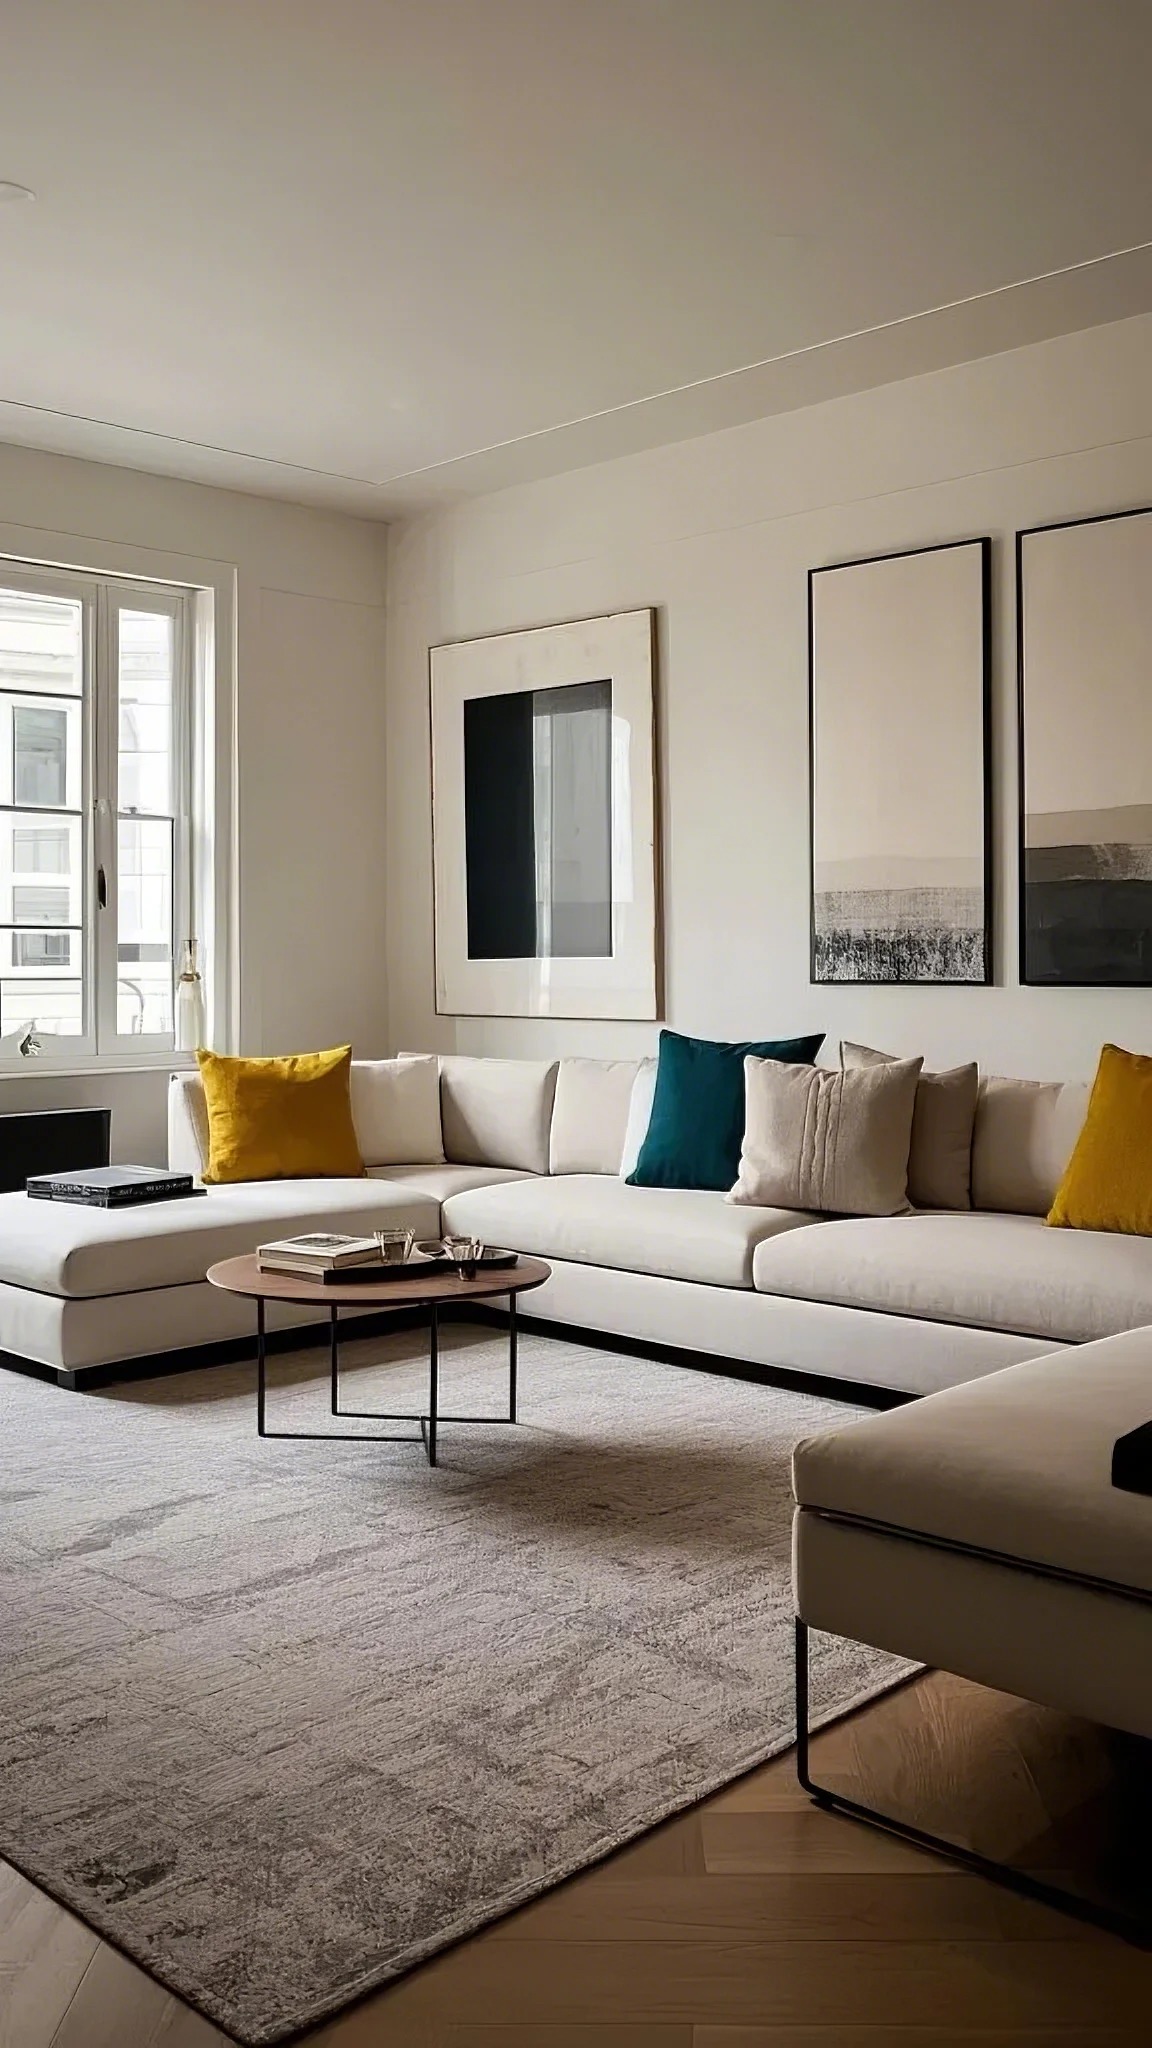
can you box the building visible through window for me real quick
[13,704,68,807]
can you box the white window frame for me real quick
[0,559,203,1066]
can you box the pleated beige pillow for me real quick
[841,1041,978,1210]
[729,1054,923,1216]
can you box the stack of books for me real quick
[257,1232,385,1281]
[27,1166,204,1208]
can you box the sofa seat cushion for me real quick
[0,1180,440,1299]
[441,1175,820,1288]
[368,1164,537,1201]
[753,1209,1152,1345]
[793,1329,1152,1598]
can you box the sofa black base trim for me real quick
[471,1301,910,1412]
[1,1300,913,1406]
[0,1304,440,1393]
[794,1615,1152,1949]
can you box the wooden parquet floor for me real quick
[2,1671,1149,2048]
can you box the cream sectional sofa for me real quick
[0,1050,1148,1394]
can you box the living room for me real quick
[1,3,1150,2044]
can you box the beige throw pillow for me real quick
[841,1041,978,1211]
[729,1054,923,1216]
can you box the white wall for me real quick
[0,442,388,1156]
[385,310,1152,1083]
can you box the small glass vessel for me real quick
[375,1226,416,1265]
[444,1234,483,1278]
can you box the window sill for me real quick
[0,1051,197,1080]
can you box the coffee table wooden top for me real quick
[206,1251,551,1310]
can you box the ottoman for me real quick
[792,1326,1152,1937]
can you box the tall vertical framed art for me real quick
[430,609,660,1019]
[809,538,992,985]
[1018,506,1152,986]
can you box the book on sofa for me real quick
[27,1166,204,1208]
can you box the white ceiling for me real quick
[2,0,1151,520]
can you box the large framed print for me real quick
[809,538,992,985]
[430,609,659,1019]
[1018,506,1152,986]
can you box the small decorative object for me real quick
[175,937,207,1051]
[375,1226,416,1264]
[809,539,991,984]
[1018,505,1152,985]
[444,1234,483,1278]
[430,610,660,1019]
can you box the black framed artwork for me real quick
[1018,506,1152,986]
[809,537,992,985]
[429,610,660,1018]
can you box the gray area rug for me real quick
[0,1322,909,2044]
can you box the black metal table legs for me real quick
[254,1292,519,1466]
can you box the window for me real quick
[13,931,71,968]
[13,827,69,873]
[14,705,68,807]
[11,883,71,968]
[0,566,198,1056]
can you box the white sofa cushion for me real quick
[549,1056,642,1175]
[437,1055,558,1174]
[349,1056,444,1165]
[970,1074,1089,1215]
[168,1068,211,1177]
[618,1058,656,1178]
[168,1058,446,1177]
[369,1164,538,1200]
[0,1180,440,1299]
[754,1209,1152,1344]
[441,1175,820,1289]
[793,1328,1152,1597]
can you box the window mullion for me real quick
[92,589,118,1057]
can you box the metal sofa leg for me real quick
[793,1613,1150,1947]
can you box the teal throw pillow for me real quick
[627,1029,825,1192]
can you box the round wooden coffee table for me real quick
[206,1252,550,1466]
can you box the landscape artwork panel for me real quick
[810,540,990,985]
[1020,509,1152,986]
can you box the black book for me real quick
[26,1166,204,1208]
[1112,1421,1152,1498]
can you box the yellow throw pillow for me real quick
[197,1045,363,1184]
[1047,1043,1152,1236]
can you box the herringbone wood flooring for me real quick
[2,1672,1149,2047]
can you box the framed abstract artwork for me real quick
[1018,506,1152,986]
[809,538,992,984]
[430,609,660,1018]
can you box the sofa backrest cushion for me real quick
[971,1075,1090,1215]
[350,1056,444,1166]
[438,1055,558,1174]
[168,1055,446,1179]
[169,1070,211,1177]
[549,1057,643,1175]
[841,1041,978,1211]
[619,1059,657,1178]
